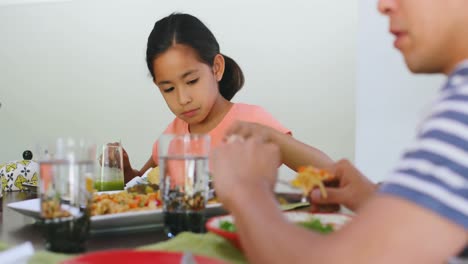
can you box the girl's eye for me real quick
[163,87,174,93]
[187,78,199,85]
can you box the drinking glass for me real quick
[158,134,210,238]
[94,142,124,191]
[38,137,95,253]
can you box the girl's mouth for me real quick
[182,108,199,118]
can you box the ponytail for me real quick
[219,54,244,101]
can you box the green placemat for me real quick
[28,251,72,264]
[140,232,246,263]
[28,232,246,264]
[0,241,9,251]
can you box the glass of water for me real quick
[158,134,210,238]
[38,137,95,253]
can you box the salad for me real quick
[219,218,334,234]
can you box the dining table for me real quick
[0,189,311,264]
[3,190,466,264]
[0,190,256,264]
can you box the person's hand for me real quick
[121,147,139,183]
[121,147,131,171]
[97,143,121,167]
[211,136,281,211]
[107,142,122,169]
[309,159,378,212]
[224,121,277,143]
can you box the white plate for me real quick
[207,211,352,231]
[205,211,352,249]
[7,197,224,230]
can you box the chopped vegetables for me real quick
[126,183,159,194]
[218,218,334,234]
[147,166,160,184]
[297,219,334,234]
[41,199,71,219]
[91,184,162,216]
[219,220,237,232]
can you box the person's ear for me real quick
[212,54,225,82]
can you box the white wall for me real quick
[0,0,72,5]
[356,0,444,182]
[0,0,356,176]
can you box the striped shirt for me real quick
[380,60,468,230]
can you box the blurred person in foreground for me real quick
[211,0,468,263]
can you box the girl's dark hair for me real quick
[146,13,244,101]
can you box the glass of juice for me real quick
[158,134,210,238]
[38,137,95,253]
[94,142,124,191]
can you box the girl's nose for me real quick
[177,88,192,105]
[378,0,396,15]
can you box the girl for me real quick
[123,13,292,182]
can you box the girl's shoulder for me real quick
[228,103,279,124]
[229,103,291,134]
[231,103,270,116]
[162,117,189,134]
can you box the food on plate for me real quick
[126,183,159,194]
[165,190,206,211]
[207,195,219,204]
[290,166,336,198]
[207,212,350,250]
[219,220,237,232]
[41,199,71,219]
[147,166,160,184]
[91,183,217,216]
[40,176,95,219]
[298,218,334,234]
[218,218,334,234]
[91,184,162,216]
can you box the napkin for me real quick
[0,241,34,264]
[124,176,148,189]
[27,251,71,264]
[124,168,152,189]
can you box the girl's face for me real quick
[152,44,224,125]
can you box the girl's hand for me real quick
[309,159,378,211]
[121,147,131,171]
[97,142,123,169]
[121,147,137,183]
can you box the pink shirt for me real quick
[152,103,291,164]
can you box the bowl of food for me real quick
[205,211,352,250]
